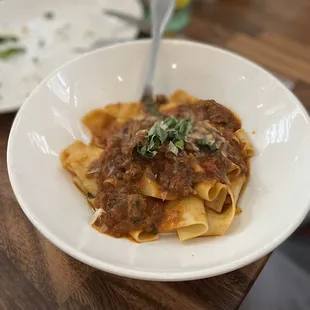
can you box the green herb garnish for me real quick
[196,139,219,152]
[136,142,158,158]
[0,47,25,60]
[167,141,179,155]
[0,35,19,44]
[87,192,95,199]
[174,140,184,150]
[148,122,167,144]
[136,117,193,158]
[162,116,178,129]
[174,119,193,140]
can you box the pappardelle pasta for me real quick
[60,90,254,243]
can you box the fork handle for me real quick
[143,0,175,89]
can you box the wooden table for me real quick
[1,0,310,309]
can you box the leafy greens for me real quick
[136,117,193,158]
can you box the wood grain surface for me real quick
[1,0,310,309]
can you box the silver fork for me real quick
[141,0,175,102]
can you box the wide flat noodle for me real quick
[82,102,142,147]
[203,175,247,236]
[227,162,241,178]
[129,230,159,243]
[234,129,254,158]
[204,204,235,236]
[139,175,177,200]
[102,102,142,120]
[82,109,116,142]
[169,89,199,105]
[231,174,247,204]
[60,141,102,196]
[203,187,236,236]
[160,89,199,112]
[195,180,228,213]
[159,196,208,241]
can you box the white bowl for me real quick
[7,40,310,281]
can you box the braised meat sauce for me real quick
[92,100,247,237]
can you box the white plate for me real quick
[7,40,310,281]
[0,0,142,113]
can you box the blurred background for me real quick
[1,1,310,309]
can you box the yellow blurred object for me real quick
[176,0,190,9]
[164,32,177,38]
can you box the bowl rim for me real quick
[7,39,310,281]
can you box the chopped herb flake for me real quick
[175,119,193,140]
[162,116,178,129]
[0,35,19,44]
[148,122,168,144]
[87,192,95,199]
[196,139,219,152]
[0,47,25,60]
[167,141,179,155]
[174,140,184,149]
[136,142,158,158]
[148,135,160,151]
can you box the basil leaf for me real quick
[210,143,219,152]
[166,128,177,139]
[196,139,211,146]
[136,143,157,158]
[136,143,146,157]
[162,117,178,129]
[149,135,161,151]
[175,119,193,140]
[148,122,167,144]
[167,141,179,155]
[196,139,219,152]
[174,140,184,149]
